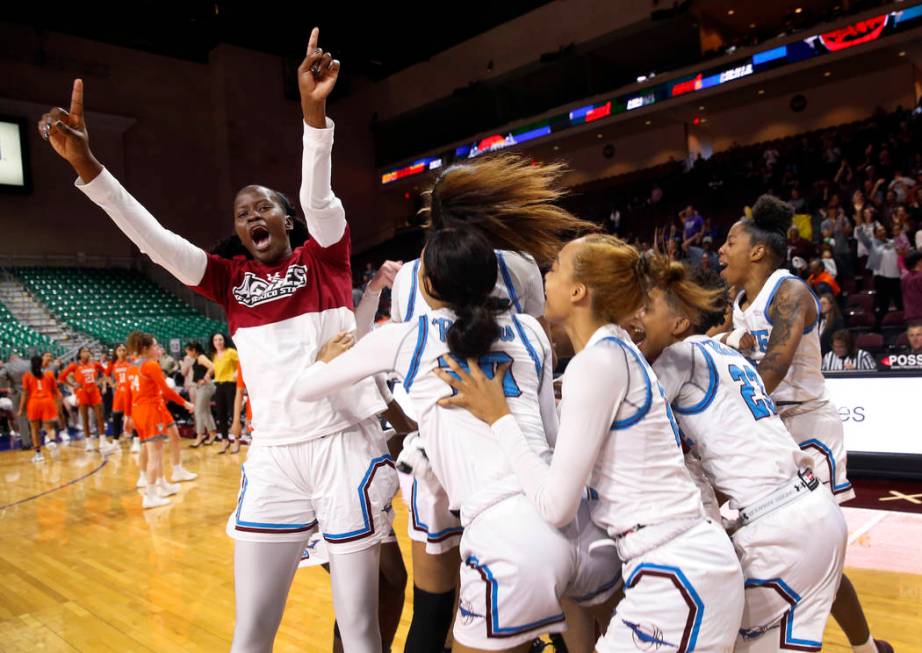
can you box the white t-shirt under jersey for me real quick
[296,309,557,523]
[391,249,545,323]
[490,323,703,535]
[654,335,811,510]
[732,269,826,406]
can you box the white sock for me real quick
[853,636,878,653]
[173,464,183,472]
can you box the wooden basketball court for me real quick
[0,442,919,652]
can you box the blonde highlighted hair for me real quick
[570,234,647,324]
[421,153,597,267]
[647,256,728,333]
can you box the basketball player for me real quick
[296,227,621,653]
[108,344,132,441]
[438,234,745,653]
[637,261,847,652]
[58,347,115,452]
[41,28,398,653]
[386,154,595,653]
[718,195,892,653]
[125,331,194,508]
[18,355,62,463]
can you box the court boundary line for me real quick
[0,457,109,510]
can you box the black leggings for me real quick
[214,381,236,440]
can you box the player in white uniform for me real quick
[41,31,399,653]
[719,195,892,653]
[298,227,621,652]
[440,234,745,653]
[637,261,847,652]
[385,154,597,653]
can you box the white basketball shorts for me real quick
[782,402,855,504]
[227,418,398,555]
[397,468,463,555]
[454,494,622,651]
[597,519,744,653]
[732,486,847,652]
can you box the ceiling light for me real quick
[645,120,652,125]
[597,133,604,139]
[727,9,735,15]
[823,71,832,77]
[899,51,907,56]
[795,7,803,14]
[757,89,765,95]
[698,105,705,111]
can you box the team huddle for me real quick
[37,27,890,653]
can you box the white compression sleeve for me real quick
[299,118,346,248]
[295,323,413,402]
[76,169,208,286]
[231,538,308,653]
[491,347,627,527]
[329,546,383,653]
[355,288,382,340]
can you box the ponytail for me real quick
[422,153,597,267]
[645,256,728,334]
[423,227,509,359]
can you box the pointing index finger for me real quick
[69,79,84,122]
[307,27,319,55]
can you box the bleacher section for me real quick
[0,301,65,359]
[14,267,228,349]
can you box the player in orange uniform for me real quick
[58,347,114,453]
[18,356,62,463]
[107,344,132,442]
[124,331,194,508]
[152,340,198,483]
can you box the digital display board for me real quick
[381,3,922,185]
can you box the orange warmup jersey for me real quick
[126,360,185,442]
[109,360,132,413]
[23,371,60,422]
[58,361,106,389]
[23,371,60,401]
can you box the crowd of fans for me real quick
[581,103,922,372]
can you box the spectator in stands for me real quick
[808,259,840,297]
[902,250,922,322]
[817,293,845,355]
[822,329,877,371]
[890,169,916,203]
[903,321,922,356]
[854,204,880,262]
[856,222,904,327]
[681,205,704,252]
[789,187,805,213]
[786,226,816,264]
[820,244,838,278]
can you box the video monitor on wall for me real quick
[0,116,32,193]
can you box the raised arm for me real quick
[295,323,410,402]
[39,80,208,286]
[297,27,347,248]
[759,280,816,394]
[355,261,403,338]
